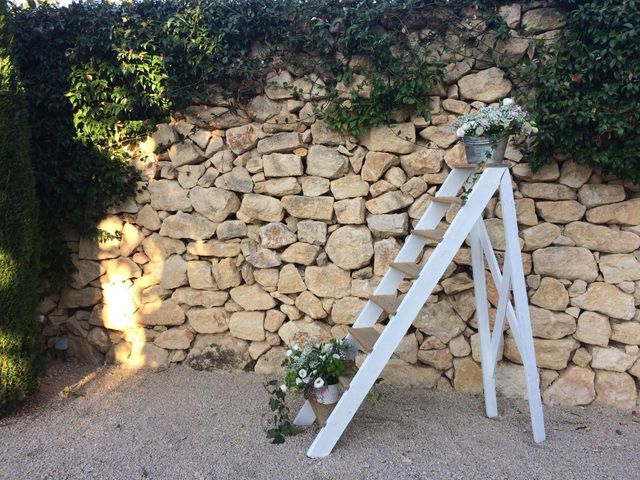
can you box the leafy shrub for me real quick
[0,0,42,415]
[518,0,640,183]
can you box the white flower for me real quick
[332,353,340,359]
[502,98,513,105]
[314,377,325,388]
[292,343,300,351]
[456,127,466,138]
[298,369,308,378]
[295,377,303,385]
[280,384,287,393]
[286,349,292,357]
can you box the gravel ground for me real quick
[1,363,639,480]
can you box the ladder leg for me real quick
[499,172,545,443]
[306,353,385,457]
[470,222,497,418]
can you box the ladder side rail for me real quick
[470,221,498,418]
[306,167,506,458]
[498,172,546,443]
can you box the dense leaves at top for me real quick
[10,0,488,284]
[519,0,640,182]
[8,0,640,285]
[11,0,516,285]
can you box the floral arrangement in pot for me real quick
[265,338,351,444]
[451,98,538,165]
[282,338,349,404]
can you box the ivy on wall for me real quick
[518,0,640,183]
[10,0,497,286]
[8,0,640,287]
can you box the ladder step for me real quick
[309,398,335,427]
[369,295,401,315]
[452,163,478,169]
[390,261,422,279]
[413,228,444,241]
[338,375,352,390]
[432,196,462,205]
[348,326,381,353]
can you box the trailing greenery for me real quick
[9,0,640,287]
[10,0,485,284]
[0,0,43,415]
[518,0,640,183]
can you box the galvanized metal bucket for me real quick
[461,135,509,165]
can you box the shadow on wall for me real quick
[11,4,143,289]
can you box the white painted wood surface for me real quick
[298,167,545,457]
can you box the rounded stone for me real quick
[325,226,374,270]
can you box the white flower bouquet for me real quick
[451,98,538,140]
[280,339,348,397]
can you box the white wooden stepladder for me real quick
[294,164,546,458]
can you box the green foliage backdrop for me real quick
[10,0,486,285]
[0,0,42,415]
[520,0,640,182]
[7,0,640,287]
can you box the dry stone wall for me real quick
[39,4,640,409]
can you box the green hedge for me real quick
[0,0,42,415]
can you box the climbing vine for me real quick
[10,0,502,285]
[8,0,639,286]
[516,0,640,183]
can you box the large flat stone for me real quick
[599,254,640,283]
[586,199,640,226]
[458,67,512,103]
[229,284,276,311]
[504,337,578,370]
[159,212,217,241]
[542,366,595,406]
[532,247,598,281]
[237,194,284,222]
[281,195,334,221]
[148,180,191,212]
[306,145,349,179]
[413,301,466,344]
[358,123,416,154]
[564,222,640,253]
[189,187,240,223]
[325,226,373,270]
[305,264,351,298]
[571,283,636,320]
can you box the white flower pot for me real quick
[314,383,340,405]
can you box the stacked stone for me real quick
[38,4,639,409]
